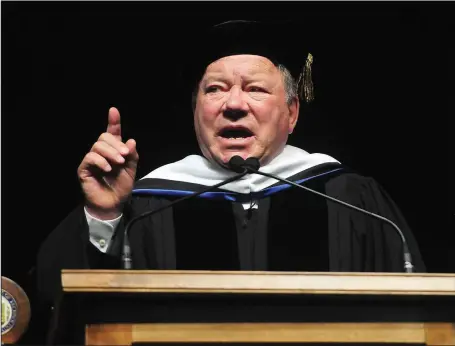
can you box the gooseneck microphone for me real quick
[229,156,414,273]
[121,157,248,269]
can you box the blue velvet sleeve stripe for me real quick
[132,189,238,201]
[261,167,343,197]
[132,167,343,202]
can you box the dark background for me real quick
[1,1,452,344]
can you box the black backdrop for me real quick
[1,1,452,343]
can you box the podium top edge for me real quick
[61,269,455,278]
[61,270,455,295]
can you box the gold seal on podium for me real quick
[1,277,31,344]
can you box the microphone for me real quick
[121,157,249,269]
[230,156,414,273]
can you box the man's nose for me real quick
[223,86,248,120]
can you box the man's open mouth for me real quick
[218,127,254,139]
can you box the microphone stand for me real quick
[121,168,248,269]
[241,161,414,273]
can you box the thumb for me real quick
[125,138,139,162]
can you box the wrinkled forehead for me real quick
[203,54,280,80]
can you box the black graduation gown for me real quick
[35,162,425,343]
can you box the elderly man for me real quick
[36,20,424,307]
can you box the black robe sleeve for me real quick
[35,194,172,307]
[35,204,131,345]
[326,173,426,273]
[36,205,123,305]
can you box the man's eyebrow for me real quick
[201,75,230,84]
[203,71,272,83]
[242,73,272,82]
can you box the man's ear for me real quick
[288,96,299,134]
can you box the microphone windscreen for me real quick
[245,157,260,170]
[228,155,245,173]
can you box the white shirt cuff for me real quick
[84,207,122,253]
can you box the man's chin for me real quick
[202,146,261,170]
[209,151,253,171]
[221,151,252,164]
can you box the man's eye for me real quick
[205,86,221,93]
[249,86,266,92]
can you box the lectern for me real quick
[59,270,455,345]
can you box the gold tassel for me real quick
[298,53,314,103]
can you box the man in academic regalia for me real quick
[36,20,425,340]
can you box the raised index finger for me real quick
[107,107,122,141]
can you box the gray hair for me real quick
[277,64,298,105]
[191,64,298,111]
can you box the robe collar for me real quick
[139,145,340,195]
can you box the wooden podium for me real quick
[60,270,455,345]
